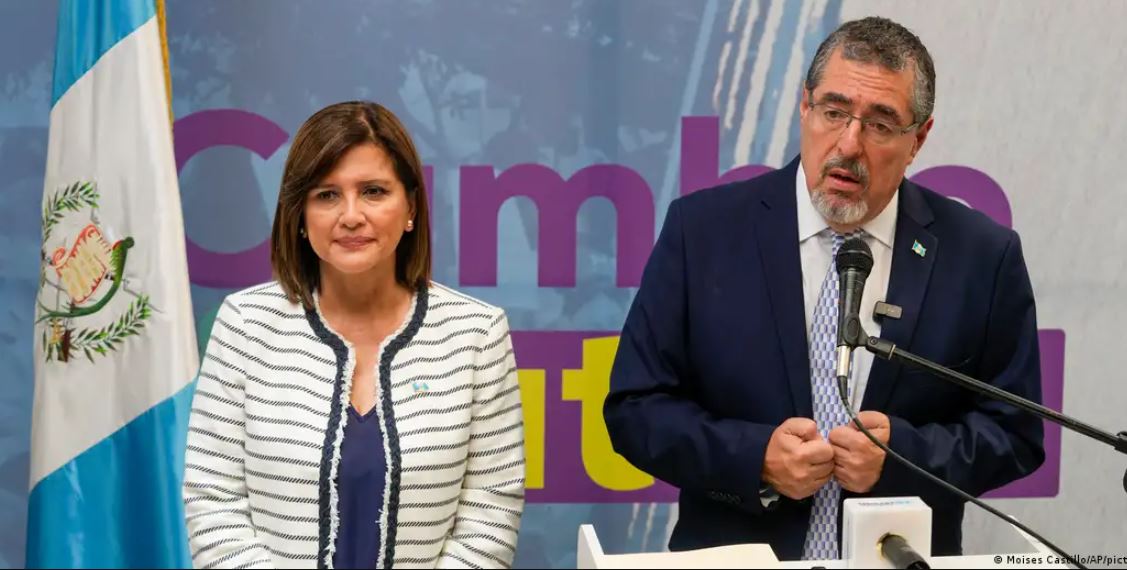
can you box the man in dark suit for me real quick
[604,16,1044,561]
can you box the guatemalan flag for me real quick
[28,0,197,567]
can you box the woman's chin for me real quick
[322,257,384,277]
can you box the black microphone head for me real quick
[836,237,874,276]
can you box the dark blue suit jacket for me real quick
[604,157,1045,559]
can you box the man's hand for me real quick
[829,411,891,493]
[762,418,835,500]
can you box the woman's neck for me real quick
[317,264,411,323]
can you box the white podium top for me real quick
[577,525,780,569]
[577,524,1070,569]
[780,553,1071,569]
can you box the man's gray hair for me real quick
[804,16,936,125]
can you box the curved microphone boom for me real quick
[831,238,1085,569]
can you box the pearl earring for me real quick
[406,220,414,232]
[300,227,307,238]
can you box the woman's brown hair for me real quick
[270,101,431,308]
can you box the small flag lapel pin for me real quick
[911,240,927,257]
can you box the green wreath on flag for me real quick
[36,181,151,363]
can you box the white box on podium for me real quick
[841,497,932,568]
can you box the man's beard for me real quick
[811,188,868,225]
[812,156,869,226]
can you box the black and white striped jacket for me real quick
[183,281,525,568]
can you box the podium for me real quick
[577,524,1068,569]
[578,524,778,568]
[577,497,1069,569]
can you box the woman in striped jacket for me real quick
[184,101,525,569]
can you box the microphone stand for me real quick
[863,336,1127,495]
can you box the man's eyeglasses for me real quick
[808,100,920,145]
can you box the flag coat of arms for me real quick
[28,0,198,567]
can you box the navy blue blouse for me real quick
[333,405,387,568]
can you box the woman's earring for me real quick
[406,220,414,232]
[300,227,307,238]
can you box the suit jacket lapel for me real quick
[753,159,813,418]
[862,179,937,411]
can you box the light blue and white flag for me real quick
[28,0,197,567]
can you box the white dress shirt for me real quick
[796,165,898,413]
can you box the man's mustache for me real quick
[821,156,869,187]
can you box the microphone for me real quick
[835,237,874,383]
[879,534,930,569]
